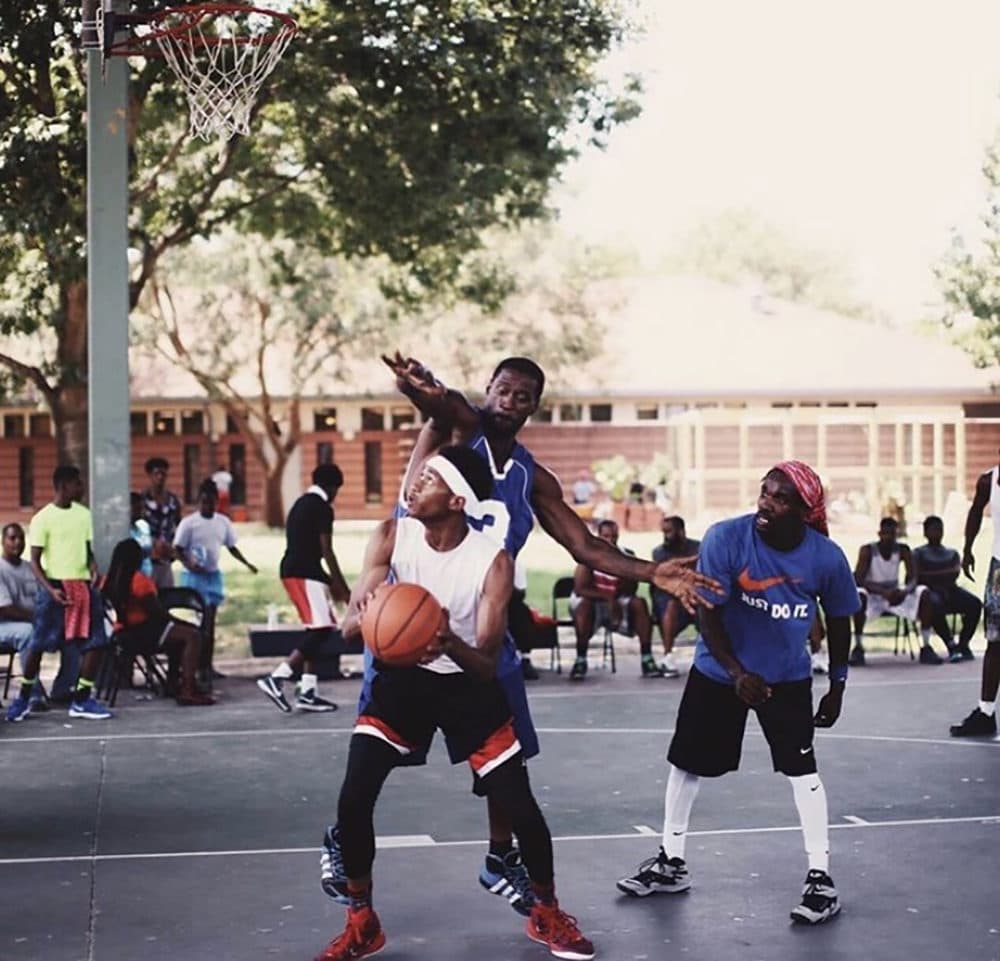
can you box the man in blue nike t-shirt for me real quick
[617,461,859,927]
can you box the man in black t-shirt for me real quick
[257,464,351,713]
[914,515,981,661]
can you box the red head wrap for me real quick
[772,460,828,536]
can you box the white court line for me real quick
[2,813,997,867]
[842,815,870,825]
[2,727,998,748]
[632,825,659,836]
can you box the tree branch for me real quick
[0,352,56,406]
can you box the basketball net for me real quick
[150,7,297,142]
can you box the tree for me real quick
[135,223,620,525]
[662,208,880,322]
[0,0,640,471]
[936,136,1000,370]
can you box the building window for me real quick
[636,405,660,421]
[391,408,416,430]
[28,414,51,438]
[153,410,176,435]
[18,446,33,507]
[3,414,24,438]
[229,443,247,506]
[313,407,338,432]
[316,441,334,465]
[364,441,383,504]
[589,403,612,423]
[559,403,582,423]
[856,401,877,408]
[183,443,201,504]
[180,409,204,435]
[532,406,553,423]
[130,412,149,436]
[361,407,385,431]
[225,413,241,434]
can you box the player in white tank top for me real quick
[320,446,596,961]
[952,456,1000,737]
[390,515,501,675]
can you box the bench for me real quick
[248,625,364,680]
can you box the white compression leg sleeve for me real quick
[789,773,830,873]
[661,764,701,860]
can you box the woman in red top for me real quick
[102,539,214,706]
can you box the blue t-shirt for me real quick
[693,514,860,685]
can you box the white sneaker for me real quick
[659,654,681,678]
[811,653,828,675]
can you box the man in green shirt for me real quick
[5,465,112,722]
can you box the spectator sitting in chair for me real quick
[850,517,957,666]
[102,538,215,706]
[569,519,665,680]
[914,515,980,662]
[0,522,80,711]
[651,515,700,678]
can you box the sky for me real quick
[553,0,1000,323]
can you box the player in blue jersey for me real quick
[616,461,859,926]
[321,353,720,918]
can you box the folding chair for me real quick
[600,622,617,673]
[548,576,578,673]
[0,639,17,699]
[891,615,916,660]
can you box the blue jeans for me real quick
[0,619,81,699]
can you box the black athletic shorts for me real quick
[667,666,817,777]
[354,666,521,792]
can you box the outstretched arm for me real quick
[382,351,480,439]
[530,466,720,611]
[342,520,396,639]
[962,471,991,580]
[320,533,351,604]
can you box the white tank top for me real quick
[990,466,1000,561]
[390,517,502,675]
[866,543,901,588]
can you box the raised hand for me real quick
[651,555,722,614]
[381,350,445,397]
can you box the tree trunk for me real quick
[264,458,287,528]
[50,382,89,480]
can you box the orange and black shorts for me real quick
[354,665,521,794]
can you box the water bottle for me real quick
[266,603,278,629]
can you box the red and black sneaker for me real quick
[526,900,595,960]
[314,906,386,961]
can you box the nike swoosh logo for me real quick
[800,746,814,755]
[737,567,791,592]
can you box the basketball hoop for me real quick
[97,3,298,142]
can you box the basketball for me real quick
[360,582,444,667]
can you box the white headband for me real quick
[425,455,486,520]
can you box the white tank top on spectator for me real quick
[865,543,901,589]
[991,466,1000,561]
[390,516,502,676]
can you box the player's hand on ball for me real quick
[418,608,452,663]
[651,556,721,614]
[734,671,771,707]
[814,687,843,728]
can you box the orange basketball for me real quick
[360,582,443,667]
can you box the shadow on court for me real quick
[2,652,998,961]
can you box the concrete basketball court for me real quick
[2,650,998,961]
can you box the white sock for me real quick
[300,673,318,694]
[271,662,294,680]
[661,764,701,860]
[789,773,829,874]
[979,700,996,717]
[920,627,931,646]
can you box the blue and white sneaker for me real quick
[68,698,113,720]
[320,825,349,903]
[479,848,535,916]
[5,696,32,723]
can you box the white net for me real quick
[151,8,297,142]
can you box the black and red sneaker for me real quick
[526,900,595,960]
[314,906,385,961]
